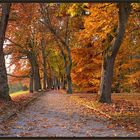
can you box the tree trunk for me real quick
[66,45,72,94]
[63,79,67,90]
[28,52,42,92]
[99,3,131,103]
[57,78,60,90]
[29,71,33,93]
[99,56,115,103]
[28,55,34,93]
[61,75,66,90]
[54,76,57,90]
[46,61,53,89]
[41,36,47,91]
[33,61,42,91]
[65,16,73,94]
[66,58,72,94]
[0,3,11,101]
[66,72,72,94]
[43,72,47,90]
[47,76,52,89]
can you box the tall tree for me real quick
[6,3,42,93]
[99,3,131,103]
[41,35,47,90]
[0,3,11,101]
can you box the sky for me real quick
[4,40,15,74]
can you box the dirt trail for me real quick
[1,90,138,137]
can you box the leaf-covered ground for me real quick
[70,92,140,136]
[0,91,43,128]
[0,90,138,137]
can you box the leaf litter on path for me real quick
[1,90,139,137]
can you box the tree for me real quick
[6,3,42,93]
[41,33,47,90]
[39,4,73,94]
[71,45,102,93]
[99,3,131,103]
[0,3,11,101]
[113,6,140,93]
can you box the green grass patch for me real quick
[10,90,29,97]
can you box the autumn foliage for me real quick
[0,3,138,103]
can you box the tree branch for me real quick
[7,73,30,78]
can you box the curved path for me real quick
[3,90,138,137]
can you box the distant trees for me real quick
[39,4,73,94]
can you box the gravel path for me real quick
[3,90,138,137]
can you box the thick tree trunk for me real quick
[66,71,72,94]
[65,16,73,94]
[99,56,115,103]
[66,57,72,94]
[0,3,11,101]
[28,52,42,92]
[99,3,131,103]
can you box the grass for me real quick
[10,90,29,98]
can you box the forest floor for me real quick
[0,90,139,137]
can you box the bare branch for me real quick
[7,73,30,78]
[5,37,29,54]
